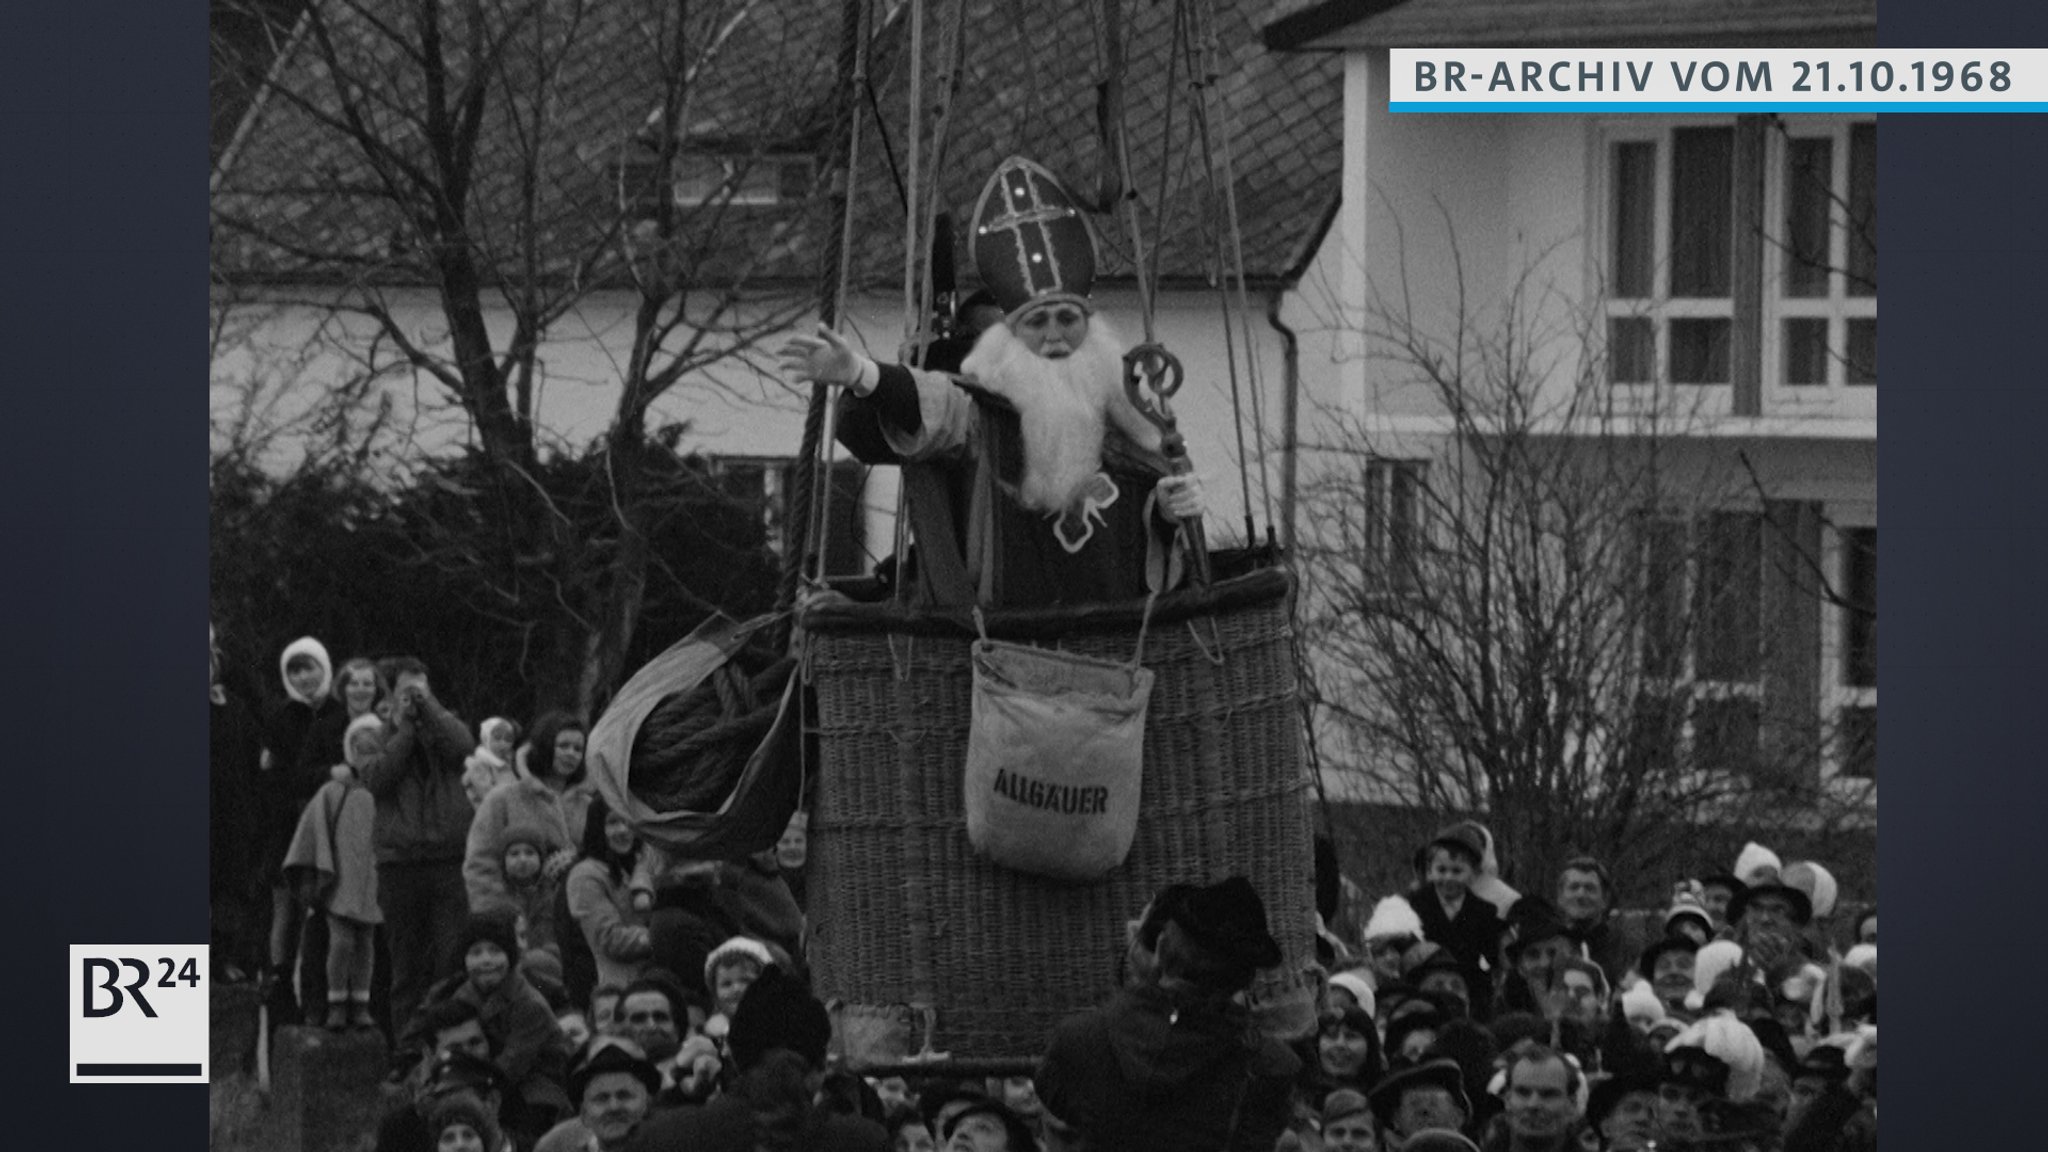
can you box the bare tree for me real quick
[1293,227,1875,894]
[211,0,849,712]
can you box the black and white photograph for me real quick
[197,0,1914,1148]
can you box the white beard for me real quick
[961,314,1163,513]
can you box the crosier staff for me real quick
[1123,342,1212,586]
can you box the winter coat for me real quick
[1409,885,1506,976]
[566,858,652,991]
[282,780,382,925]
[410,967,572,1123]
[465,775,590,912]
[261,695,347,852]
[1035,984,1302,1152]
[361,695,475,865]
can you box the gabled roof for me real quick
[213,0,1342,293]
[1266,0,1877,52]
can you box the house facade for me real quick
[1265,0,1879,854]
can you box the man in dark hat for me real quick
[1368,1057,1472,1146]
[1498,900,1577,1020]
[1584,1069,1659,1151]
[780,156,1203,609]
[534,1037,661,1152]
[627,966,886,1151]
[1035,875,1300,1151]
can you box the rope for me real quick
[901,0,923,352]
[1201,0,1277,537]
[807,0,875,587]
[1180,0,1255,543]
[780,0,869,634]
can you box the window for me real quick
[1361,459,1426,596]
[1832,526,1877,780]
[673,153,815,207]
[1602,119,1876,398]
[1605,126,1736,385]
[1637,511,1767,777]
[1772,122,1878,390]
[611,149,815,219]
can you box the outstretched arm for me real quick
[779,324,970,460]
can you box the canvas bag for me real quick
[962,603,1155,882]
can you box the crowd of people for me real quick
[210,633,1875,1152]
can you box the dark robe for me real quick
[837,364,1176,609]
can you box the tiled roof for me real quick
[213,0,1342,292]
[1266,0,1877,51]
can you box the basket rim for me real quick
[802,565,1293,641]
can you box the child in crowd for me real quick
[283,712,384,1031]
[497,822,565,968]
[260,635,340,1017]
[462,717,522,807]
[700,936,775,1043]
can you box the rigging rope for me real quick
[781,0,870,631]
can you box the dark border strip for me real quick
[76,1064,202,1077]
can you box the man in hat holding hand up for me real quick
[1034,875,1299,1151]
[780,156,1203,609]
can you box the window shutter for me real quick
[1759,499,1824,789]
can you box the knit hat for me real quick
[568,1036,661,1103]
[1732,842,1782,887]
[1621,981,1666,1028]
[1842,943,1877,978]
[460,909,520,963]
[1321,1087,1371,1126]
[343,712,386,770]
[426,1091,502,1152]
[1664,894,1713,939]
[703,936,776,992]
[1667,1012,1766,1102]
[478,716,515,746]
[278,636,333,703]
[726,965,831,1072]
[1781,860,1839,919]
[1363,895,1425,945]
[1328,970,1377,1019]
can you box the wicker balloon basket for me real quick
[800,565,1320,1071]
